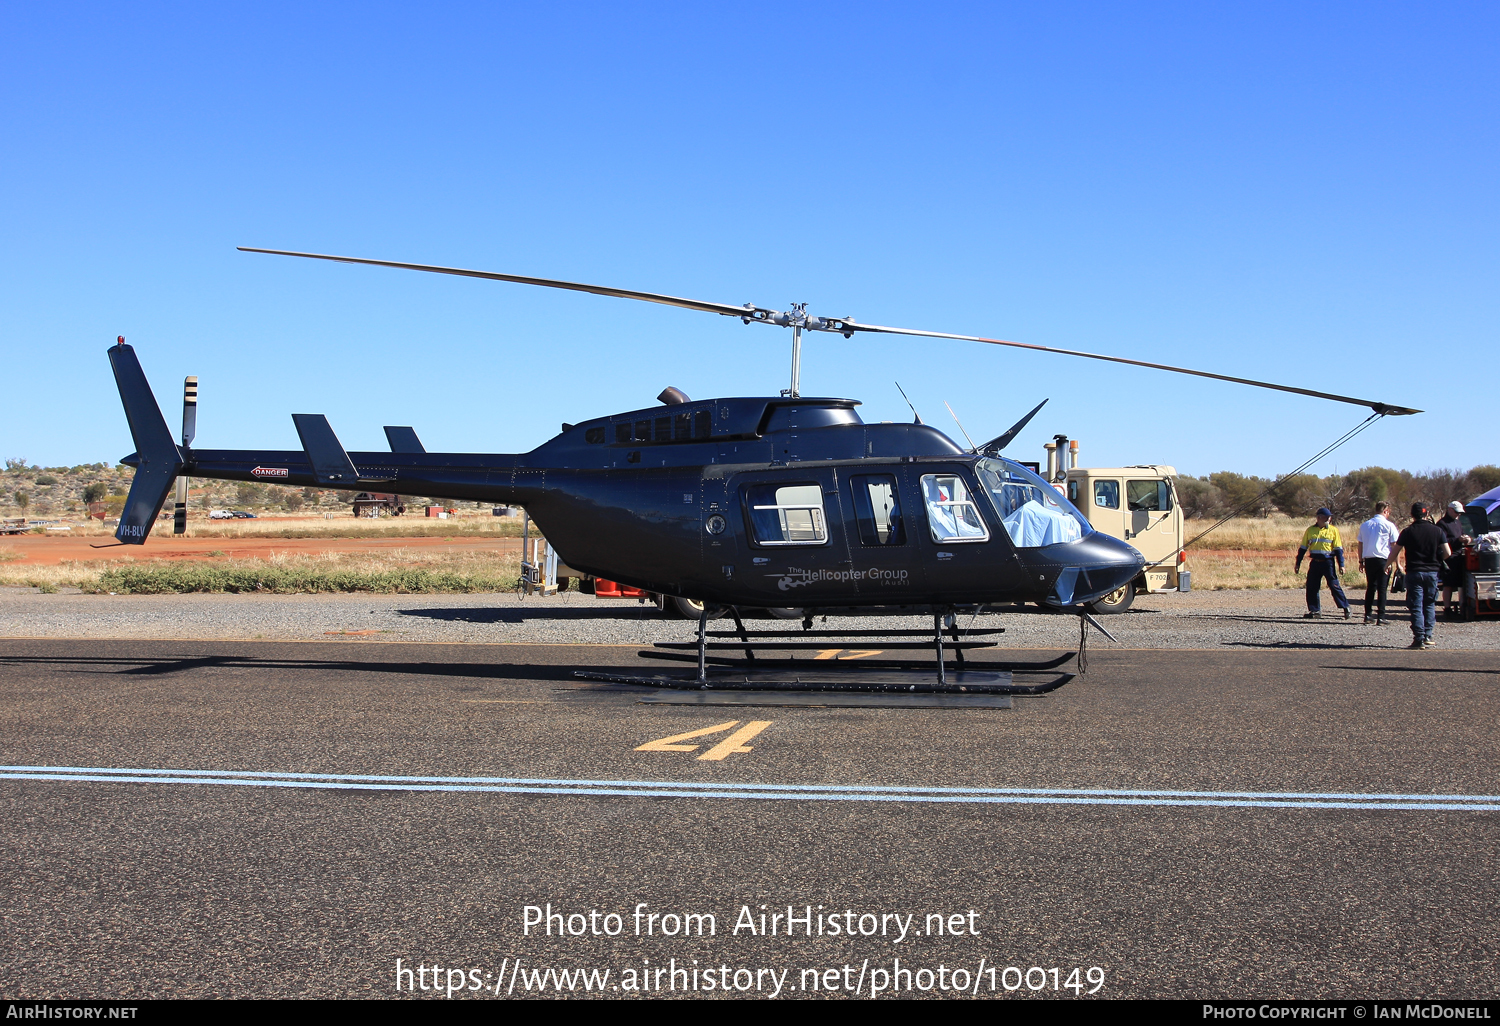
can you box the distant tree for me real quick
[4,458,26,472]
[284,491,304,511]
[236,483,265,506]
[1410,469,1467,512]
[1315,479,1368,521]
[1264,473,1322,517]
[34,475,57,486]
[335,490,355,503]
[82,483,107,504]
[1208,472,1273,516]
[14,491,28,512]
[1175,475,1225,519]
[302,487,320,503]
[1466,465,1500,496]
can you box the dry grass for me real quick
[1186,517,1375,590]
[0,547,522,594]
[1184,515,1375,552]
[0,513,1385,594]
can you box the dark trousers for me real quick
[1305,557,1348,612]
[1363,557,1389,619]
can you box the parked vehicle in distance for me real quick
[209,510,233,519]
[230,511,257,519]
[1048,435,1187,613]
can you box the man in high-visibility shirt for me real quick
[1295,507,1351,619]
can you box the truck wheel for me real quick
[578,578,596,595]
[1086,581,1136,614]
[669,596,728,620]
[765,607,805,619]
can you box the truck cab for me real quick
[1046,439,1187,612]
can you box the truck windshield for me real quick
[977,457,1092,548]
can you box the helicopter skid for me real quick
[572,667,1074,696]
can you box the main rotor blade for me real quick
[980,398,1049,454]
[238,247,759,319]
[845,322,1421,416]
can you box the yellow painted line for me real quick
[814,648,884,660]
[635,720,742,753]
[697,721,772,762]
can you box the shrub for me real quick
[82,483,107,504]
[96,563,518,594]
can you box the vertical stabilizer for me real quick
[108,339,184,543]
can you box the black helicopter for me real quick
[105,250,1419,691]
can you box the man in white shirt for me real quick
[1355,501,1400,624]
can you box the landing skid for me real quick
[573,609,1079,696]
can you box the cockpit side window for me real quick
[920,474,990,543]
[743,482,829,546]
[977,458,1091,548]
[851,474,906,546]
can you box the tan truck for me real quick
[1044,437,1189,613]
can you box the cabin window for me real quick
[1127,479,1172,512]
[1067,480,1079,503]
[674,412,692,440]
[585,427,606,444]
[634,420,651,442]
[744,482,829,546]
[851,475,906,546]
[615,423,632,444]
[653,416,671,442]
[1094,480,1120,510]
[920,474,990,543]
[693,409,712,439]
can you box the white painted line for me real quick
[1,765,1496,811]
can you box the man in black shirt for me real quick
[1387,502,1452,649]
[1435,500,1471,616]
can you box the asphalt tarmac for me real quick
[2,638,1497,1000]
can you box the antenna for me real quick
[944,401,980,453]
[894,382,923,424]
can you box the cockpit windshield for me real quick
[977,457,1093,547]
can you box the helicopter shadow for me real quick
[1320,664,1500,676]
[0,653,608,685]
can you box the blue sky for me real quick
[2,2,1495,477]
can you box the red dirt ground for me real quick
[1,534,523,566]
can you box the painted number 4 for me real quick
[635,720,772,762]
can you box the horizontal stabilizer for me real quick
[108,341,184,543]
[292,414,360,486]
[384,426,425,453]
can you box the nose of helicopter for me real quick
[1028,532,1147,607]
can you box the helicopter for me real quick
[104,249,1420,692]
